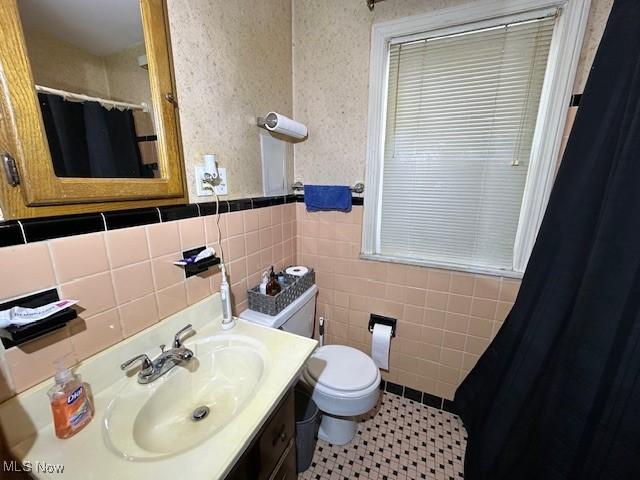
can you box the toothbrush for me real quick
[220,262,235,330]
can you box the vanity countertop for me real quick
[0,296,317,479]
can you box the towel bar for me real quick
[292,181,364,194]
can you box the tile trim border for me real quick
[0,221,24,247]
[379,380,460,416]
[0,194,364,246]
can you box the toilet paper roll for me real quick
[285,266,309,277]
[264,112,308,139]
[371,324,392,370]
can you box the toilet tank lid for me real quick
[238,284,318,329]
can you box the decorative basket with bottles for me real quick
[247,266,315,316]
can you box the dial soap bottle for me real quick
[47,360,93,439]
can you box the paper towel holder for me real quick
[257,112,307,134]
[368,314,396,338]
[256,116,274,130]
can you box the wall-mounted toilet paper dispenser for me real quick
[370,314,395,370]
[368,314,397,337]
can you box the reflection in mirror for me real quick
[18,0,159,179]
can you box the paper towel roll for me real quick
[264,112,308,139]
[285,266,309,277]
[371,324,392,370]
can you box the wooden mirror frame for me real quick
[0,0,187,219]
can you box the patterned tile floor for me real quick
[299,391,467,480]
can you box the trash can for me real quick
[295,385,321,473]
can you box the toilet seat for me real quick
[301,345,381,418]
[300,345,380,443]
[304,345,379,394]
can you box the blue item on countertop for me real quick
[303,185,352,212]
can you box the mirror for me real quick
[17,0,159,179]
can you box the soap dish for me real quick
[0,289,77,348]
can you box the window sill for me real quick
[359,253,524,279]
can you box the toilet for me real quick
[239,284,380,445]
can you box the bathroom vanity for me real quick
[225,389,296,480]
[0,296,317,479]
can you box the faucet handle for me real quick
[173,324,193,348]
[121,354,153,376]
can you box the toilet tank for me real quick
[238,285,318,338]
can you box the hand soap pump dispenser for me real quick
[259,271,268,294]
[219,262,235,330]
[48,360,93,439]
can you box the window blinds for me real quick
[379,17,555,272]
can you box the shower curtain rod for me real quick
[35,85,149,112]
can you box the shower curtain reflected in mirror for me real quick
[38,93,154,178]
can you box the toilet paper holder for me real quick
[368,314,396,338]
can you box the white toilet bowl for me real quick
[238,284,381,445]
[301,345,380,445]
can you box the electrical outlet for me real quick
[195,166,228,196]
[195,165,212,196]
[213,168,228,195]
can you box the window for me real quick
[362,0,590,276]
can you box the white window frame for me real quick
[361,0,591,278]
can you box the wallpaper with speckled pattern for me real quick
[168,0,294,203]
[292,0,613,188]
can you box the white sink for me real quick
[102,334,269,461]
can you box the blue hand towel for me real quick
[304,185,352,212]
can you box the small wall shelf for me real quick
[181,246,221,278]
[0,289,77,348]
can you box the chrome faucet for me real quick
[121,324,195,384]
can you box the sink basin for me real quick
[102,334,269,461]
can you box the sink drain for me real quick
[191,406,210,422]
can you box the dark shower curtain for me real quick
[453,1,640,479]
[38,93,152,178]
[38,93,91,177]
